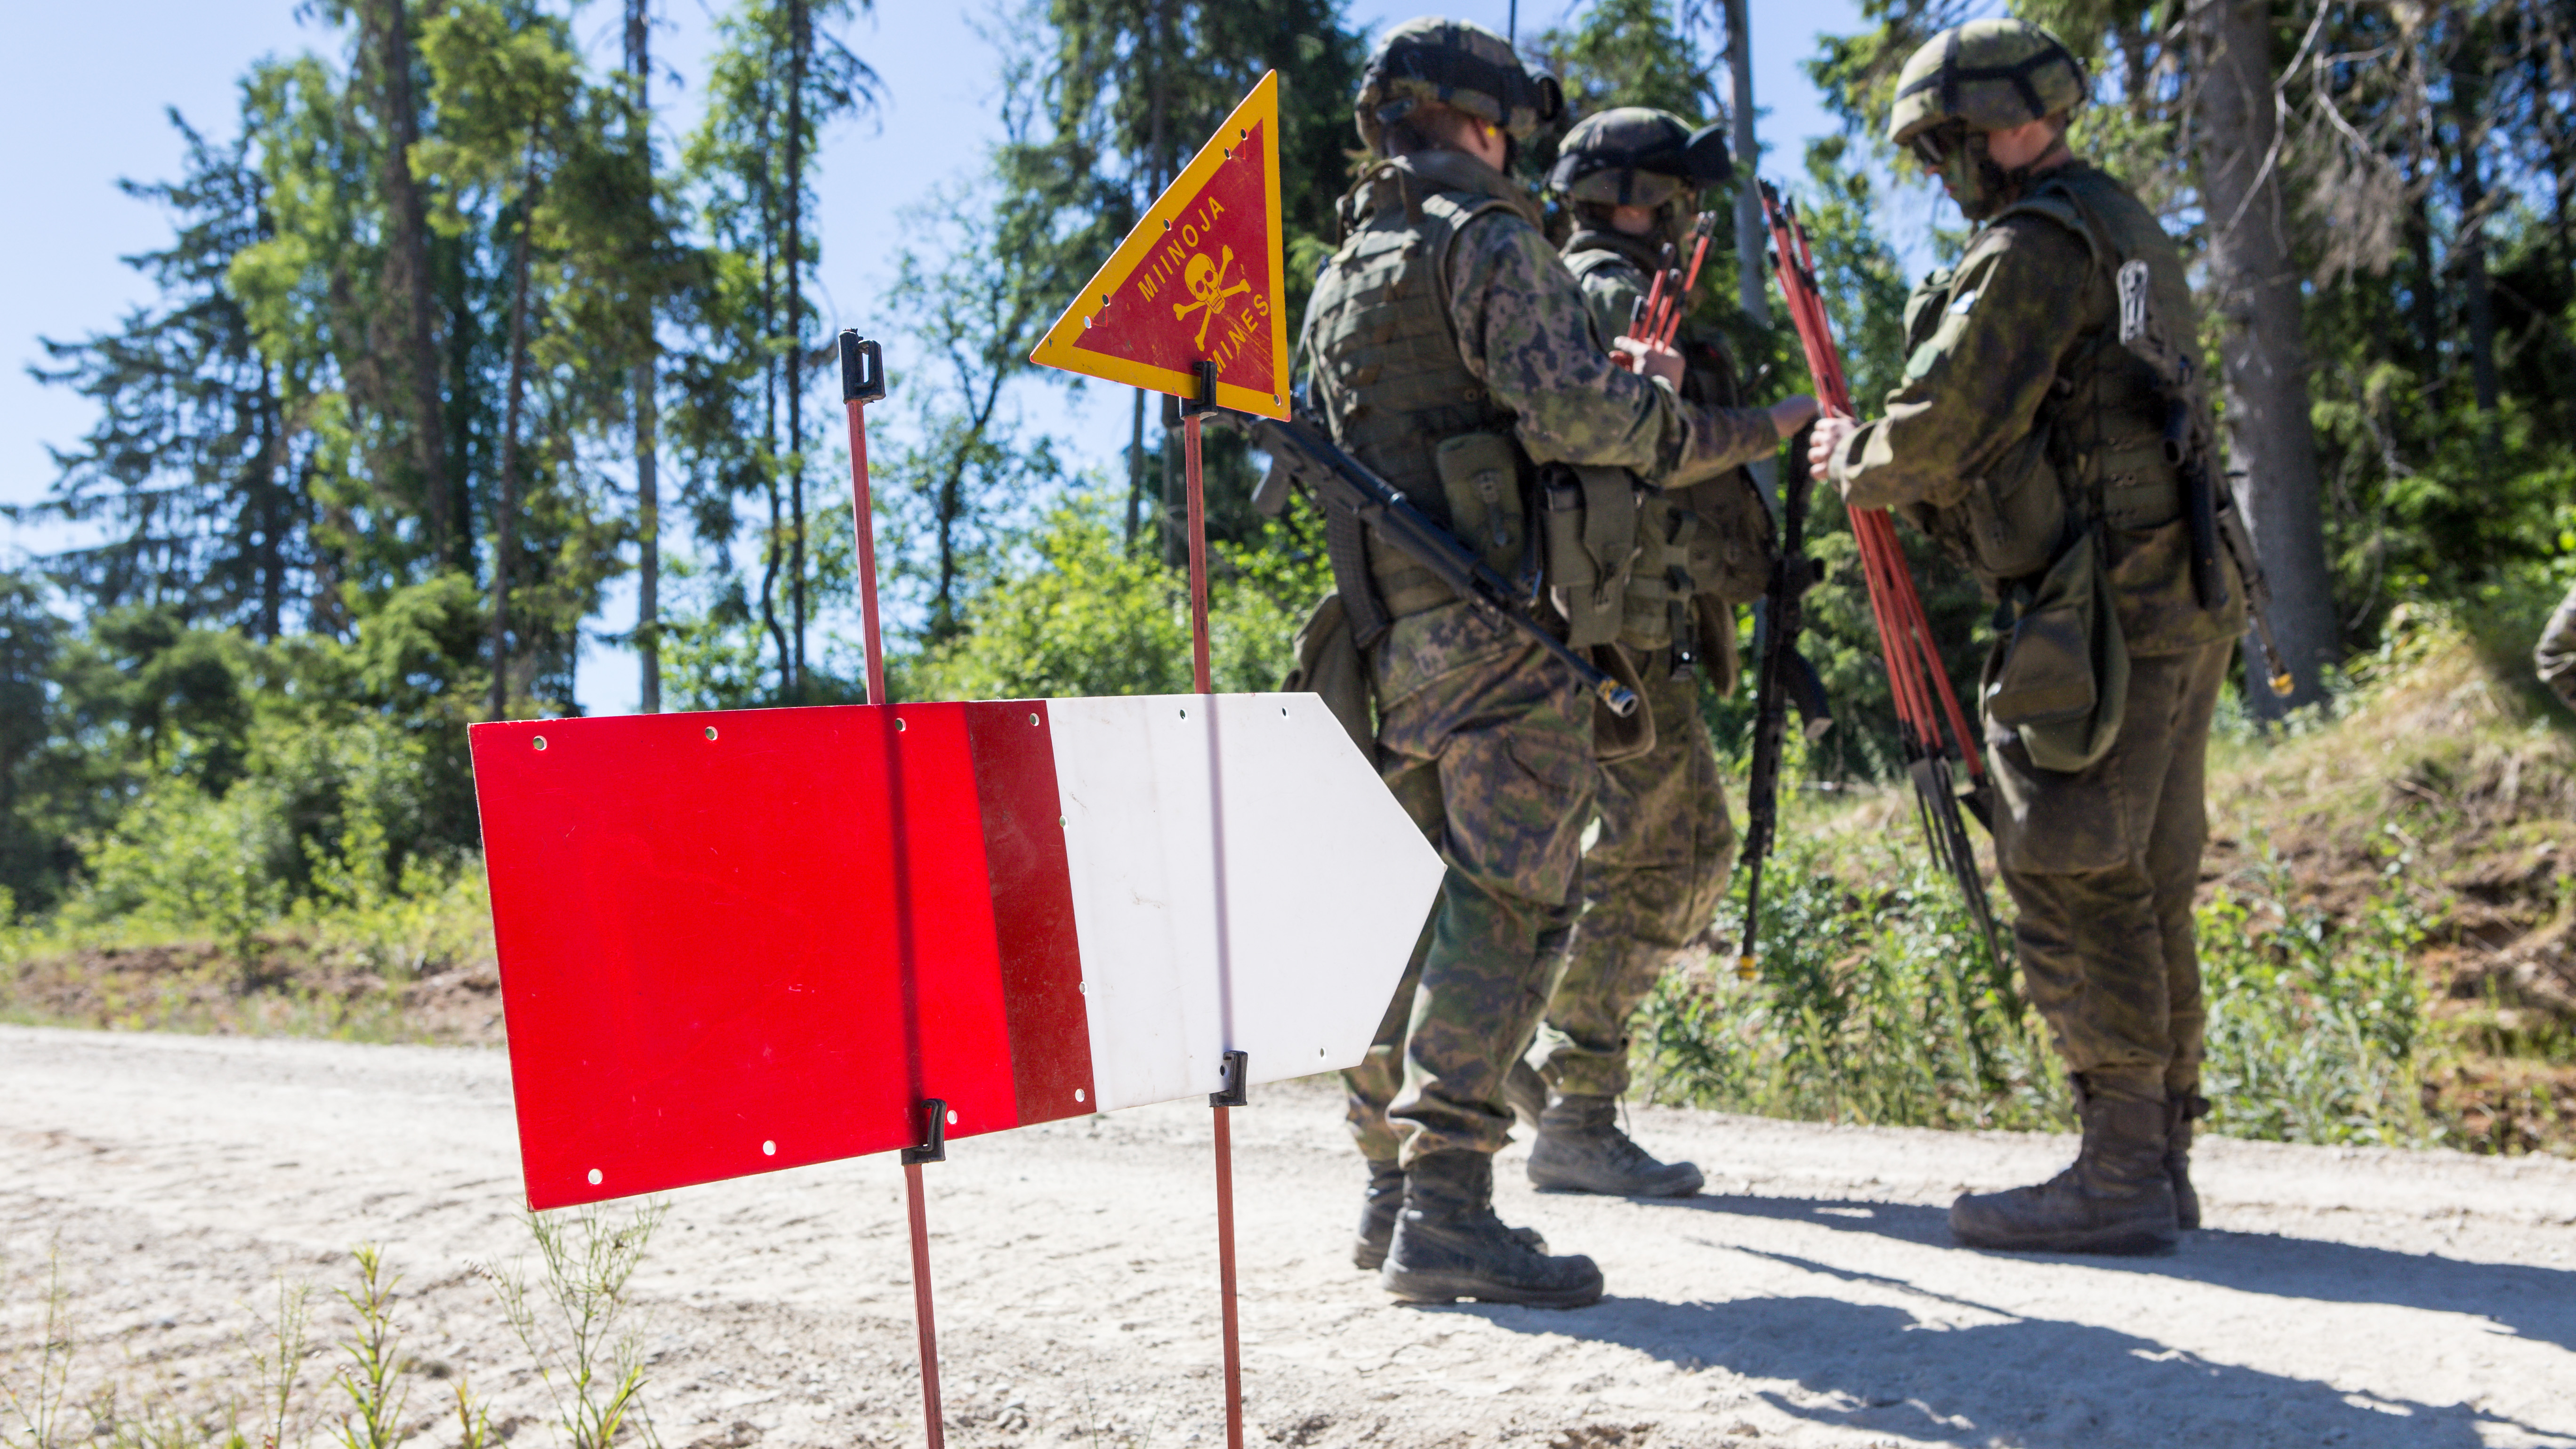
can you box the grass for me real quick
[1640,607,2576,1155]
[0,867,500,1045]
[0,1207,665,1449]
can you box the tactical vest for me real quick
[1562,234,1776,658]
[1899,161,2238,658]
[1304,155,1531,619]
[1899,164,2186,584]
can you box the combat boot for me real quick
[1503,1056,1547,1132]
[1353,1159,1406,1270]
[1527,1094,1704,1198]
[1355,1158,1545,1270]
[1380,1151,1603,1308]
[2165,1092,2210,1231]
[1951,1078,2179,1255]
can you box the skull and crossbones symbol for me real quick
[1171,245,1251,348]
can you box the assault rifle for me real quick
[2114,259,2295,697]
[1736,425,1834,979]
[1235,410,1641,718]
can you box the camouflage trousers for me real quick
[1989,638,2230,1103]
[1341,601,1600,1166]
[1531,649,1737,1098]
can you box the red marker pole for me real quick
[1178,360,1242,1449]
[841,330,943,1449]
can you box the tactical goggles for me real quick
[1909,121,1969,169]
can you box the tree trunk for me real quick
[491,165,538,724]
[1128,0,1171,555]
[1722,0,1774,508]
[1125,387,1148,545]
[783,0,810,700]
[363,0,451,565]
[256,358,286,640]
[2190,0,2338,714]
[629,0,661,712]
[2449,50,2501,422]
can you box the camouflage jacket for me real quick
[1824,161,2241,656]
[1310,150,1775,488]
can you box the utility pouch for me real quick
[1282,592,1375,759]
[1434,432,1529,580]
[1690,594,1742,697]
[1678,470,1777,605]
[1965,430,2069,583]
[1588,643,1657,764]
[1541,463,1639,650]
[1982,525,2130,773]
[1617,494,1690,651]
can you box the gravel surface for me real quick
[4,1024,2573,1448]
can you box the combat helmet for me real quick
[1354,16,1564,156]
[1887,18,2087,219]
[1887,18,2087,156]
[1546,106,1733,210]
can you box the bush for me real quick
[1639,829,2070,1132]
[2198,830,2436,1147]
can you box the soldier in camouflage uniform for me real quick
[2538,582,2576,709]
[1516,106,1769,1198]
[1808,18,2244,1254]
[1312,18,1811,1305]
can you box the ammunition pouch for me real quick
[1982,524,2130,773]
[1434,432,1534,583]
[1541,464,1642,649]
[1962,431,2070,582]
[1283,592,1376,758]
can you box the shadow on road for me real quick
[1664,1192,2576,1355]
[1441,1287,2561,1449]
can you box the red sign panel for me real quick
[472,703,1093,1210]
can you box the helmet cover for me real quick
[1547,106,1733,209]
[1355,16,1565,154]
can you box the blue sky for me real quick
[0,0,1880,713]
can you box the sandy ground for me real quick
[3,1026,2574,1449]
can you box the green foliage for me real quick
[325,1247,407,1449]
[902,484,1327,701]
[2198,834,2438,1147]
[1,1239,76,1449]
[485,1202,668,1449]
[1639,829,2069,1131]
[1641,799,2451,1149]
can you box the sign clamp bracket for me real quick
[902,1096,949,1165]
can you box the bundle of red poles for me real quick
[1625,212,1719,348]
[1756,183,2002,967]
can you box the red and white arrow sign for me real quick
[470,694,1441,1211]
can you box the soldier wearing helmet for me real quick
[1491,105,1773,1200]
[1807,17,2246,1254]
[1310,17,1814,1307]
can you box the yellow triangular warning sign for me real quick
[1029,72,1290,419]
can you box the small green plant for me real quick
[483,1201,668,1449]
[449,1374,493,1449]
[327,1247,407,1449]
[2,1237,79,1449]
[2198,827,2437,1146]
[245,1277,314,1449]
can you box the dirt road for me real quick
[3,1025,2573,1448]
